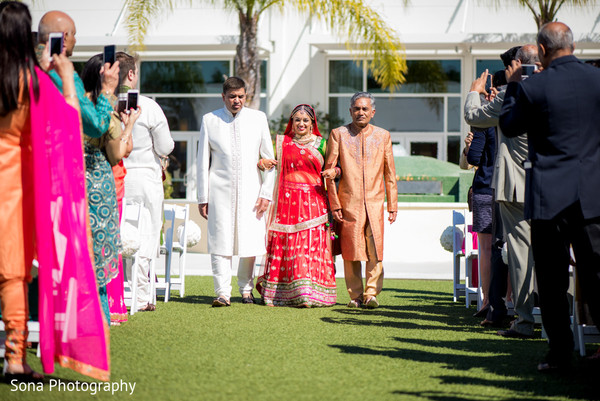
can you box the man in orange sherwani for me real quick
[324,92,398,309]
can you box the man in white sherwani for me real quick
[197,77,276,307]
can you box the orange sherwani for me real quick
[324,123,398,261]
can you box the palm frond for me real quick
[125,0,190,51]
[291,0,409,91]
[488,0,598,28]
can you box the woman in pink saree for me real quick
[256,104,337,307]
[0,2,109,382]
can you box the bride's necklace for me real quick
[292,133,314,145]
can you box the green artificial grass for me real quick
[2,278,597,400]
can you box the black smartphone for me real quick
[127,89,139,112]
[103,45,116,66]
[484,73,492,93]
[48,32,63,61]
[117,93,127,113]
[521,64,538,79]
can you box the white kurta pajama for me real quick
[197,107,275,298]
[124,95,174,307]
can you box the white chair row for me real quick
[452,209,480,308]
[154,203,189,303]
[121,200,190,315]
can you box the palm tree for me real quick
[125,0,409,109]
[495,0,598,29]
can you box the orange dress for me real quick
[0,86,33,366]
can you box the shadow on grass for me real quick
[330,342,596,400]
[165,294,215,305]
[382,287,449,298]
[390,390,482,401]
[321,301,486,333]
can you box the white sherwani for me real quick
[197,107,275,257]
[124,95,174,306]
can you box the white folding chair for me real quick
[452,210,466,302]
[121,199,142,315]
[463,213,480,308]
[572,268,600,356]
[452,209,479,307]
[156,204,190,302]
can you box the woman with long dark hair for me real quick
[81,53,140,325]
[0,1,110,382]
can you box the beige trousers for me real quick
[343,221,384,302]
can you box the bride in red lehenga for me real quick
[256,104,337,307]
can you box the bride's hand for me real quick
[321,168,337,180]
[258,158,277,171]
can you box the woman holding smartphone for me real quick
[0,1,110,381]
[81,54,141,325]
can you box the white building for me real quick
[26,1,600,275]
[27,0,600,200]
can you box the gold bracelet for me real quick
[64,93,77,99]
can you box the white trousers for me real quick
[211,255,255,299]
[124,169,163,308]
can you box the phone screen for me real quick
[117,93,127,113]
[104,45,116,66]
[127,90,138,111]
[521,64,537,79]
[484,74,492,93]
[49,34,63,57]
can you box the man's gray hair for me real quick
[537,23,574,55]
[350,92,375,109]
[516,45,539,65]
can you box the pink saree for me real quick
[30,67,110,381]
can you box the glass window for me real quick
[331,97,445,132]
[476,59,505,77]
[368,60,461,94]
[329,60,362,93]
[260,60,267,93]
[447,135,460,164]
[155,97,224,131]
[411,142,438,158]
[372,97,444,132]
[73,61,86,78]
[447,97,461,132]
[141,61,229,94]
[328,97,348,125]
[165,141,188,200]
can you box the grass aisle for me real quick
[2,277,597,400]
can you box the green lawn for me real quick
[2,277,597,400]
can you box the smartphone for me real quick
[127,89,139,112]
[117,93,127,113]
[103,45,116,66]
[521,64,538,79]
[48,32,63,62]
[484,73,493,93]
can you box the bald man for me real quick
[37,10,76,57]
[37,10,120,138]
[500,22,600,372]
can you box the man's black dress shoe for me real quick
[497,329,534,339]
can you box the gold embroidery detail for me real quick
[270,214,328,233]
